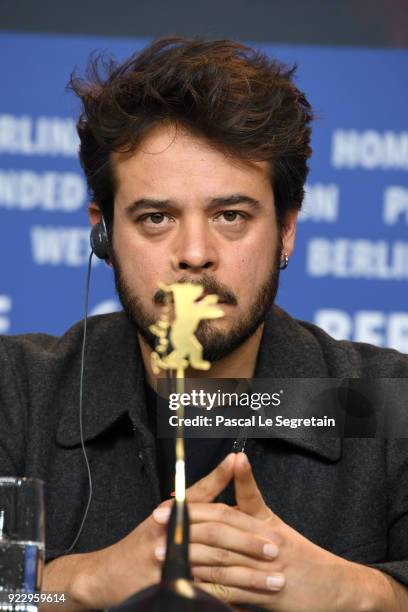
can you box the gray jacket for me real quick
[1,305,408,593]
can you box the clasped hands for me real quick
[83,451,386,610]
[151,452,378,611]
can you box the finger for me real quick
[154,541,278,569]
[193,565,285,593]
[196,581,284,606]
[234,453,277,521]
[190,522,278,561]
[188,542,279,569]
[185,453,235,503]
[186,503,281,548]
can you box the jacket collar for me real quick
[57,307,343,462]
[56,313,150,448]
[254,306,342,462]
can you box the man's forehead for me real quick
[110,123,271,190]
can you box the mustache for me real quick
[154,275,238,306]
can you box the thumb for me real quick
[185,452,235,503]
[234,452,279,522]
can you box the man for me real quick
[1,37,408,611]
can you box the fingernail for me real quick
[266,574,285,590]
[263,543,279,558]
[153,506,171,523]
[154,545,166,560]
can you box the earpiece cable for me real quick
[65,250,94,554]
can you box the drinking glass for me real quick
[0,478,45,611]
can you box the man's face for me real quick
[104,123,297,361]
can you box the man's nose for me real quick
[171,219,218,273]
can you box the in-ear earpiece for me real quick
[90,216,110,259]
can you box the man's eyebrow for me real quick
[125,199,172,214]
[208,194,261,209]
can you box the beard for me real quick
[111,247,281,363]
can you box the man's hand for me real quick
[43,453,235,610]
[154,453,395,611]
[44,510,166,610]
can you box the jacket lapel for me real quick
[254,306,342,462]
[56,313,161,501]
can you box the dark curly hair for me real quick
[70,37,313,230]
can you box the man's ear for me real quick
[281,209,299,258]
[88,202,102,227]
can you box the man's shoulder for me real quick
[261,305,408,378]
[294,313,408,377]
[0,311,131,371]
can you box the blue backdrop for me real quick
[1,33,407,352]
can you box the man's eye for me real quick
[140,212,171,225]
[217,211,246,223]
[148,213,165,224]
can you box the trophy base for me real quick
[109,578,232,611]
